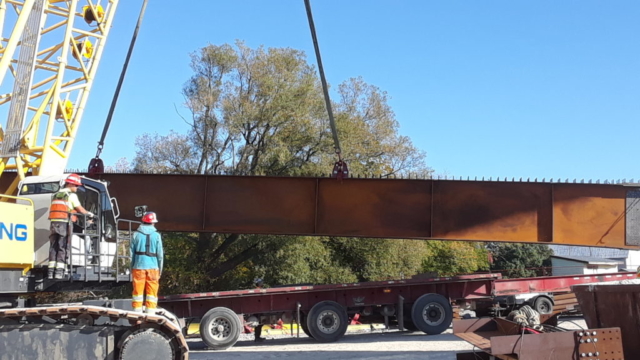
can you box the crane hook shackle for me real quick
[332,159,349,180]
[88,156,104,176]
[88,145,105,176]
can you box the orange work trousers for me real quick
[132,268,160,312]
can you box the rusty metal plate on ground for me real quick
[574,283,639,359]
[454,318,624,360]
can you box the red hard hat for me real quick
[142,212,158,224]
[65,173,82,186]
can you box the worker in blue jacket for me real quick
[130,211,164,313]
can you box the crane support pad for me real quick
[0,324,120,360]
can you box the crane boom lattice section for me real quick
[0,0,119,195]
[0,0,45,158]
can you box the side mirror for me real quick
[134,205,147,218]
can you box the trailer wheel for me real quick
[534,296,553,315]
[306,301,348,342]
[300,314,314,338]
[401,318,419,332]
[199,307,241,350]
[411,293,453,335]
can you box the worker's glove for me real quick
[86,212,95,219]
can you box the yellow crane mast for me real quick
[0,0,119,195]
[0,2,189,359]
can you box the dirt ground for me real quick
[187,317,588,360]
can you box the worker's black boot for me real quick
[54,268,64,280]
[47,267,54,280]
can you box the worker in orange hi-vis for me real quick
[48,173,94,280]
[130,212,164,313]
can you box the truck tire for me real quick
[534,296,553,315]
[306,301,348,342]
[401,318,419,332]
[411,293,453,335]
[300,314,314,338]
[199,307,242,350]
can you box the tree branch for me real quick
[210,233,241,261]
[207,242,260,279]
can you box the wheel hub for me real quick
[422,303,445,326]
[209,317,232,339]
[539,302,550,313]
[317,310,339,334]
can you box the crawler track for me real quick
[0,305,188,360]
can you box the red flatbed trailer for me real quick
[494,272,636,296]
[485,272,637,316]
[158,272,635,350]
[160,273,499,349]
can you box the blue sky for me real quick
[68,0,640,181]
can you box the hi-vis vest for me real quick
[49,190,77,222]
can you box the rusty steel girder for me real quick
[3,172,639,248]
[99,174,639,248]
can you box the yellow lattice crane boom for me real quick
[0,0,119,195]
[0,3,188,358]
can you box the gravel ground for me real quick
[187,317,588,360]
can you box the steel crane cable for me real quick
[304,0,348,179]
[89,0,149,175]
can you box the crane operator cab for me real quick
[16,174,131,290]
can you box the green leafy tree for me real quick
[421,241,490,276]
[327,238,430,281]
[256,237,358,286]
[487,243,553,278]
[129,42,446,293]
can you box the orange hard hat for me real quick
[65,173,82,186]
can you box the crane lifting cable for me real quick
[88,0,149,176]
[304,0,349,179]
